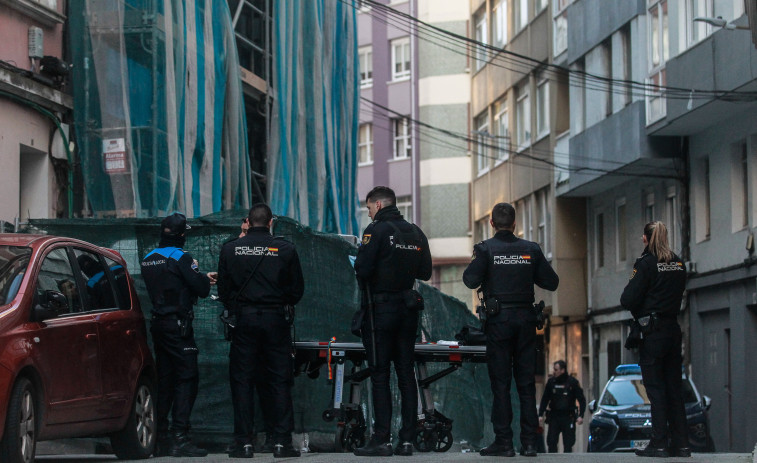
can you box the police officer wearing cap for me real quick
[621,221,688,458]
[463,202,558,457]
[352,186,432,457]
[538,360,586,453]
[217,203,304,459]
[142,213,214,457]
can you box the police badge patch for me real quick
[362,234,371,245]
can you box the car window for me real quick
[36,248,82,314]
[0,246,31,305]
[601,377,699,406]
[104,255,131,310]
[73,249,118,311]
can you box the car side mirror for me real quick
[588,399,596,413]
[703,395,711,411]
[34,290,67,321]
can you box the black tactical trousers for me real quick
[150,318,199,434]
[229,308,294,446]
[639,321,687,449]
[485,307,538,447]
[361,301,419,443]
[546,413,576,452]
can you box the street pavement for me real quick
[35,451,755,463]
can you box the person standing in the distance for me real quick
[620,221,689,458]
[463,202,558,457]
[352,186,432,457]
[218,203,305,459]
[141,213,215,457]
[538,360,586,453]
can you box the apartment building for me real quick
[469,1,588,447]
[357,0,472,303]
[0,0,73,222]
[646,0,757,451]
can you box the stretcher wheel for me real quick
[342,426,366,451]
[434,430,453,452]
[322,409,335,422]
[413,428,453,453]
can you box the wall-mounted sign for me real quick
[102,138,129,174]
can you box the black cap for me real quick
[161,213,191,236]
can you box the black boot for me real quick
[479,441,515,457]
[274,442,301,458]
[155,433,171,457]
[229,443,254,458]
[635,445,669,458]
[394,441,413,456]
[353,437,393,457]
[520,443,537,457]
[170,431,208,457]
[672,447,692,458]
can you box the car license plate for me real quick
[632,440,649,449]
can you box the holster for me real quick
[533,300,546,330]
[484,297,501,316]
[283,304,295,326]
[403,289,424,311]
[179,311,194,338]
[637,313,659,335]
[219,308,237,342]
[625,319,642,349]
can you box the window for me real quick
[620,25,632,107]
[733,142,749,230]
[537,0,548,13]
[359,46,373,87]
[536,79,549,138]
[516,0,528,31]
[74,249,117,310]
[476,113,490,174]
[647,0,668,123]
[356,0,371,12]
[616,199,627,262]
[536,188,549,254]
[666,186,678,252]
[607,341,622,378]
[645,192,655,223]
[493,0,508,47]
[37,248,79,315]
[704,157,711,239]
[602,40,613,117]
[396,197,413,223]
[391,38,411,81]
[688,0,713,44]
[741,142,749,228]
[573,58,586,132]
[475,217,493,242]
[475,11,488,71]
[553,0,571,56]
[596,213,605,268]
[516,87,531,149]
[393,117,411,159]
[517,197,532,240]
[494,100,510,163]
[358,124,373,164]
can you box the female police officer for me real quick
[620,221,689,458]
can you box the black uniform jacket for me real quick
[354,206,432,292]
[217,227,304,308]
[462,230,559,303]
[141,246,211,316]
[539,373,587,418]
[620,249,686,319]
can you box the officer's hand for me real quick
[207,271,218,285]
[539,416,545,425]
[577,417,583,425]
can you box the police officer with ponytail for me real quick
[621,221,689,458]
[353,186,432,457]
[463,202,558,457]
[142,213,214,457]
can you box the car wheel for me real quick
[0,377,37,463]
[110,377,155,459]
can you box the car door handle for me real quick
[85,333,98,340]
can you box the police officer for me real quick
[217,203,304,459]
[621,221,688,458]
[463,202,558,457]
[141,212,213,457]
[538,360,586,453]
[352,186,432,457]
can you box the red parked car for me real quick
[0,235,156,463]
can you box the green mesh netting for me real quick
[27,213,524,449]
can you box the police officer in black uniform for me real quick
[141,213,213,457]
[218,203,304,459]
[538,360,586,453]
[621,221,689,458]
[463,202,558,457]
[352,186,432,457]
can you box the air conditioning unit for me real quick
[28,27,44,59]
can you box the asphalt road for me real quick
[35,451,754,463]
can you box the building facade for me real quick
[357,0,472,303]
[0,0,73,223]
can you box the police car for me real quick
[587,364,714,453]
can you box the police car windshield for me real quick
[0,246,32,306]
[600,378,698,407]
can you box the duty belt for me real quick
[152,313,180,320]
[496,301,532,310]
[373,292,405,304]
